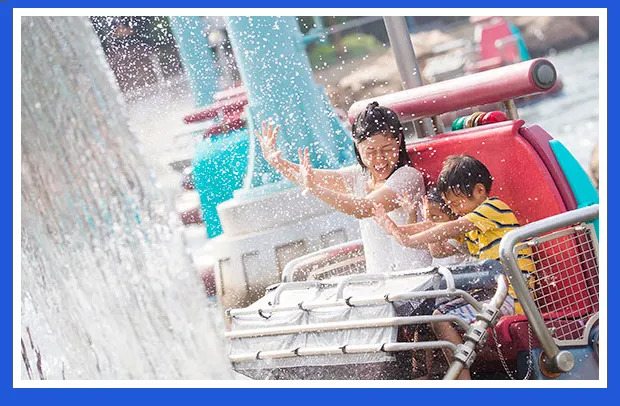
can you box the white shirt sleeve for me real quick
[384,165,426,201]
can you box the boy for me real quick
[375,155,535,379]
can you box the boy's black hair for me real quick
[437,155,493,197]
[351,101,411,172]
[426,186,458,219]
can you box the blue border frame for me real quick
[3,1,613,404]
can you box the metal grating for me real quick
[516,223,598,346]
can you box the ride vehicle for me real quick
[224,59,600,380]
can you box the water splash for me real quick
[21,16,233,380]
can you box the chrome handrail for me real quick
[498,204,599,374]
[272,281,329,306]
[227,266,495,318]
[229,266,510,379]
[335,273,389,299]
[226,287,483,318]
[226,314,470,339]
[231,341,458,363]
[443,274,509,380]
[281,239,364,283]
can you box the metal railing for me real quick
[443,275,508,380]
[227,264,510,380]
[280,239,365,282]
[499,204,599,374]
[230,341,457,363]
[227,265,488,318]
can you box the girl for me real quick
[256,102,431,273]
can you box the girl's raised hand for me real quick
[372,202,387,221]
[374,203,411,246]
[256,121,282,166]
[421,196,431,221]
[373,203,398,235]
[397,193,419,219]
[298,147,314,192]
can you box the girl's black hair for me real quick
[351,101,411,172]
[426,186,447,207]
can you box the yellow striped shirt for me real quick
[459,197,535,313]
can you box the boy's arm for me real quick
[428,241,459,258]
[389,217,477,249]
[397,220,436,234]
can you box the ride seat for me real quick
[477,19,521,64]
[406,119,566,224]
[405,119,596,363]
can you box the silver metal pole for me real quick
[383,16,435,138]
[227,288,483,318]
[503,99,519,120]
[281,239,364,282]
[443,276,509,380]
[230,341,458,363]
[226,314,470,339]
[499,205,598,373]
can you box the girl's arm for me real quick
[305,173,401,219]
[256,122,351,194]
[270,155,351,193]
[299,148,402,218]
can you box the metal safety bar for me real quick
[334,267,446,299]
[499,204,599,375]
[226,314,470,340]
[443,275,509,380]
[272,281,329,306]
[307,256,366,281]
[281,239,365,283]
[226,288,483,319]
[230,340,458,363]
[227,266,484,318]
[335,273,388,299]
[228,270,511,380]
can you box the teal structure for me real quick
[193,129,250,237]
[225,16,355,190]
[508,23,531,62]
[169,17,220,107]
[187,16,356,238]
[550,140,599,236]
[170,17,249,237]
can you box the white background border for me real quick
[14,7,607,389]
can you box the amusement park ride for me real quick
[422,16,532,83]
[172,16,599,380]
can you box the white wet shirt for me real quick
[340,165,432,274]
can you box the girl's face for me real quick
[356,133,400,181]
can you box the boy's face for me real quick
[442,184,488,216]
